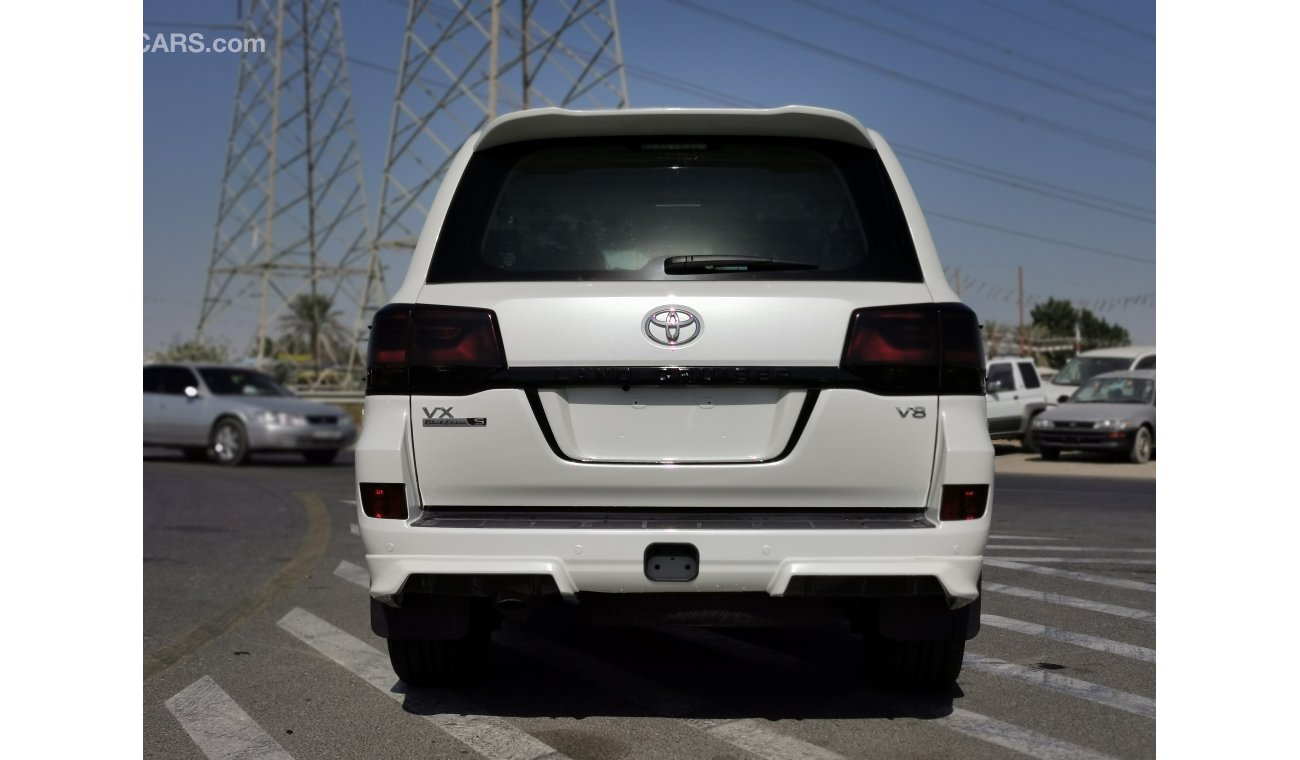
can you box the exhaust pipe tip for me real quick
[494,594,533,620]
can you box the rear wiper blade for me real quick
[664,255,819,274]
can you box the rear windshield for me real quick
[427,137,922,283]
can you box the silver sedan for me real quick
[143,364,358,465]
[1030,370,1155,464]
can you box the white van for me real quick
[1042,345,1155,404]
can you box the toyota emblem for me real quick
[644,306,702,347]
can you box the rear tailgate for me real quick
[408,282,939,509]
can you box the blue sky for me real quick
[144,0,1155,354]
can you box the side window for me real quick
[143,367,165,393]
[1135,354,1156,370]
[1016,362,1041,389]
[160,367,199,396]
[987,363,1014,391]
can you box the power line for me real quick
[894,144,1153,217]
[892,145,1154,223]
[941,266,1154,312]
[667,0,1153,162]
[977,0,1154,65]
[154,9,1152,274]
[166,7,1157,233]
[626,63,764,107]
[926,211,1155,266]
[621,62,1154,225]
[346,55,402,77]
[794,0,1152,123]
[856,0,1151,110]
[144,20,245,31]
[1048,0,1155,43]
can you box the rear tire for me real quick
[1128,427,1153,464]
[387,623,491,687]
[864,636,965,692]
[1039,447,1060,461]
[302,449,339,465]
[210,418,249,467]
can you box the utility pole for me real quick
[360,0,631,344]
[197,0,372,385]
[1017,265,1026,355]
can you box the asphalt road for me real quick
[143,449,1155,760]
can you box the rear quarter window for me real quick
[428,137,922,283]
[1016,362,1041,388]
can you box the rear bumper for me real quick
[362,521,986,605]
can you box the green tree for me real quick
[149,337,231,364]
[278,293,351,373]
[1030,298,1132,368]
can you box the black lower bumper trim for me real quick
[412,507,933,530]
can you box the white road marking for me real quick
[988,534,1066,541]
[277,608,570,760]
[165,676,295,760]
[496,629,846,760]
[983,559,1156,592]
[334,560,369,588]
[963,654,1155,719]
[340,499,357,505]
[349,523,359,535]
[981,614,1156,663]
[984,582,1155,621]
[986,545,1155,553]
[986,557,1155,565]
[335,565,1142,753]
[338,564,843,759]
[942,708,1119,760]
[701,719,849,760]
[662,628,1121,760]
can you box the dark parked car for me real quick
[143,364,357,465]
[1030,370,1155,463]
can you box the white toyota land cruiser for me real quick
[355,106,993,692]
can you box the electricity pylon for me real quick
[362,0,630,323]
[197,0,372,384]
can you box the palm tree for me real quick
[278,293,350,374]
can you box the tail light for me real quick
[840,303,984,394]
[940,484,989,521]
[367,304,506,394]
[360,483,407,519]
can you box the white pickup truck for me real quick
[985,357,1048,452]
